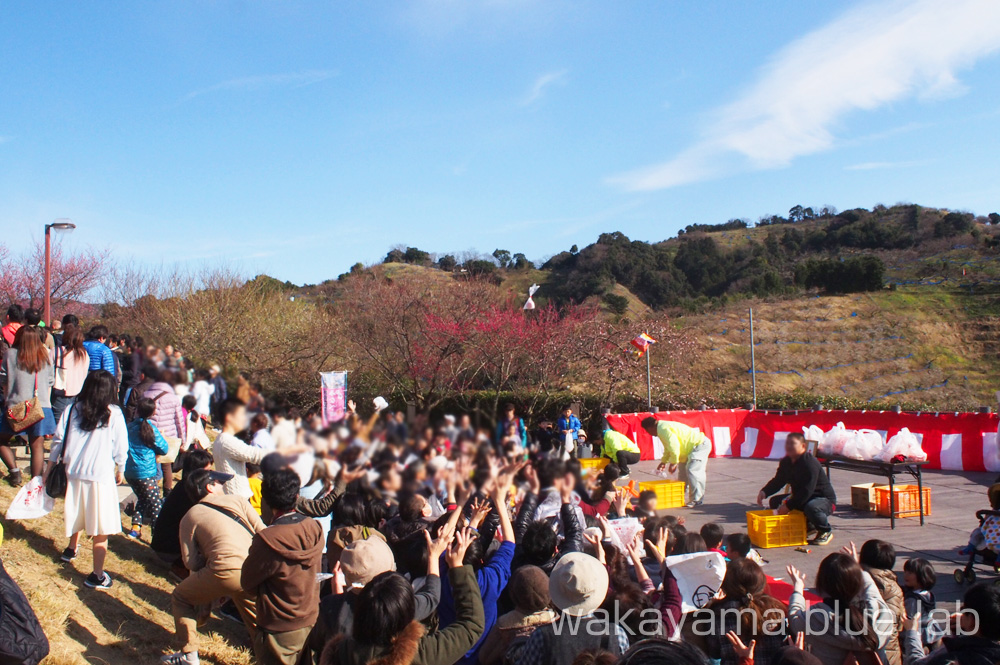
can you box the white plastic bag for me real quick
[820,422,853,457]
[5,476,54,520]
[876,428,927,462]
[665,551,727,614]
[607,517,645,557]
[844,429,884,461]
[803,425,825,443]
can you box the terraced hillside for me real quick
[676,286,1000,410]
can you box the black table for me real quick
[818,455,930,529]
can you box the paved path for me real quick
[623,456,996,605]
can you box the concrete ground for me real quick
[626,456,997,605]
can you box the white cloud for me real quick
[181,70,337,103]
[844,159,931,171]
[608,0,1000,191]
[520,69,568,106]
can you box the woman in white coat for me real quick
[45,370,128,590]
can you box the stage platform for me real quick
[625,456,996,605]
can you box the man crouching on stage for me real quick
[757,432,837,546]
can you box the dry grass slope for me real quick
[0,483,252,665]
[677,285,1000,409]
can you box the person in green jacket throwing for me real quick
[600,429,641,478]
[641,417,712,507]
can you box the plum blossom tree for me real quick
[0,239,108,319]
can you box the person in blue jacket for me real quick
[82,325,116,374]
[437,473,518,665]
[124,397,169,540]
[495,403,527,448]
[556,406,582,457]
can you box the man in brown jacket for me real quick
[162,469,266,665]
[242,467,324,665]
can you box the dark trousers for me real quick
[769,494,833,533]
[616,451,641,475]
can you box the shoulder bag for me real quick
[45,404,72,499]
[6,374,44,433]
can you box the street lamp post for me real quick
[43,219,76,326]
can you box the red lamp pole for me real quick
[43,220,74,326]
[44,224,52,326]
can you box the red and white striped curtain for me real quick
[606,409,1000,472]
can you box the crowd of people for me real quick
[1,303,999,665]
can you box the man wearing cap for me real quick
[163,469,265,665]
[641,417,712,507]
[516,552,629,665]
[241,468,324,665]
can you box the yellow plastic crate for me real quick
[746,509,808,548]
[637,480,686,510]
[579,457,609,473]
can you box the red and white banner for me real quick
[606,409,1000,473]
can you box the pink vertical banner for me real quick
[320,371,348,426]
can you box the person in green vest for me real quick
[600,428,641,478]
[641,417,712,507]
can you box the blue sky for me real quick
[2,0,1000,285]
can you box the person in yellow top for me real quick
[601,429,641,478]
[641,417,712,507]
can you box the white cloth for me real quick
[212,432,267,499]
[50,406,129,485]
[271,419,297,449]
[64,478,122,537]
[184,416,210,451]
[533,488,586,535]
[191,380,214,417]
[251,429,276,452]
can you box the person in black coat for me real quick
[757,433,837,546]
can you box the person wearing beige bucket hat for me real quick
[517,552,629,665]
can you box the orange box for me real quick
[874,485,931,518]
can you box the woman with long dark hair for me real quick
[788,552,894,665]
[320,528,484,665]
[0,325,56,482]
[124,397,168,540]
[703,559,786,665]
[50,324,90,427]
[45,370,129,590]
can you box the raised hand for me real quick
[331,561,345,595]
[524,465,540,494]
[613,487,629,516]
[726,632,756,660]
[583,530,606,565]
[840,541,859,563]
[445,527,476,568]
[339,464,369,485]
[645,526,668,563]
[426,524,453,561]
[468,498,491,529]
[786,564,806,591]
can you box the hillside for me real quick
[275,203,1000,411]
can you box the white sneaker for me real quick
[161,652,199,665]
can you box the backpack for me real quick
[0,558,49,665]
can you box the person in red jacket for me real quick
[241,467,324,665]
